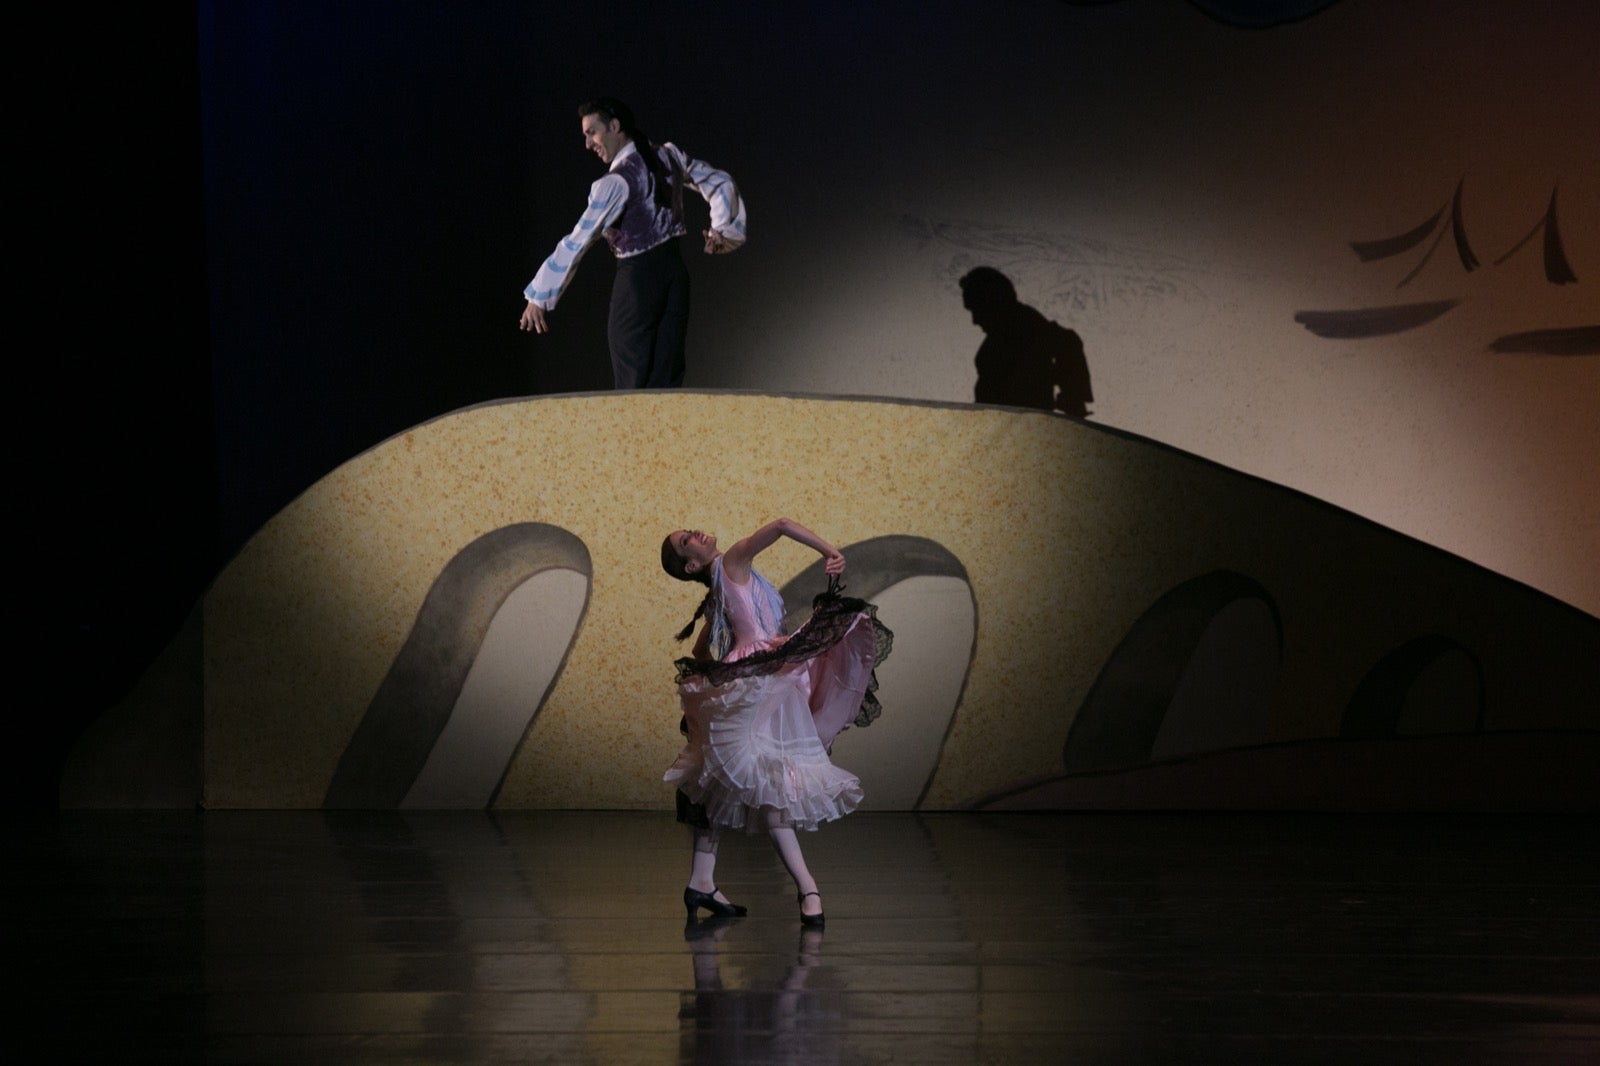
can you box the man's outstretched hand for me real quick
[520,301,549,333]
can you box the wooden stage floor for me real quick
[9,810,1597,1064]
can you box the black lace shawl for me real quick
[674,577,894,729]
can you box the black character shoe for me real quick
[797,891,826,928]
[684,886,748,920]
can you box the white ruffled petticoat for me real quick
[664,609,880,832]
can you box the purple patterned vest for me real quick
[603,145,686,257]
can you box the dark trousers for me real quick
[608,240,691,388]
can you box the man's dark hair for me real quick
[578,97,641,139]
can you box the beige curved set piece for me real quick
[322,523,592,809]
[62,392,1599,812]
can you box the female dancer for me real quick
[661,518,890,927]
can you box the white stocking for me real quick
[764,807,821,911]
[688,827,723,896]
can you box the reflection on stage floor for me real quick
[10,810,1597,1064]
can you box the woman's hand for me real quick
[823,549,845,576]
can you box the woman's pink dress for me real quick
[664,559,888,832]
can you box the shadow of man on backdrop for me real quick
[959,267,1093,416]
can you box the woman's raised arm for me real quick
[721,518,844,584]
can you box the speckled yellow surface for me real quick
[201,392,1599,809]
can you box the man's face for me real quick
[581,114,629,165]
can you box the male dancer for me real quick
[520,98,746,388]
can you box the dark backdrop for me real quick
[39,2,765,807]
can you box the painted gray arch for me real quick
[1341,634,1485,739]
[1064,570,1284,775]
[782,535,976,809]
[324,523,592,808]
[779,535,973,630]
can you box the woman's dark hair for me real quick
[579,96,673,210]
[661,533,713,642]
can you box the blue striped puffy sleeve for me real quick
[524,172,628,309]
[664,143,747,249]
